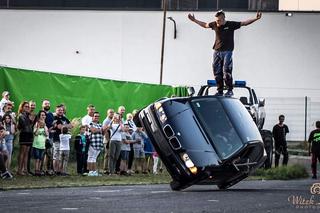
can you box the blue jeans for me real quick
[213,51,233,93]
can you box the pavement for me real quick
[1,179,320,213]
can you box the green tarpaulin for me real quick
[0,66,187,119]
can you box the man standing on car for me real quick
[272,115,289,167]
[188,10,262,96]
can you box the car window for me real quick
[221,98,262,142]
[190,98,243,159]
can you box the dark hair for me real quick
[279,115,285,119]
[1,113,12,122]
[215,10,225,17]
[0,125,4,131]
[62,126,68,134]
[80,125,86,129]
[316,121,320,128]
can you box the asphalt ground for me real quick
[1,179,320,213]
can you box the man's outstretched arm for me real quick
[188,13,210,28]
[241,11,262,26]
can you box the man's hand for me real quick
[256,11,262,20]
[188,13,196,22]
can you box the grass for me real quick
[253,164,309,180]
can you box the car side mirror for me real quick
[187,87,195,97]
[258,98,265,107]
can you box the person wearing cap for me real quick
[0,91,11,116]
[188,10,262,96]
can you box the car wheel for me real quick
[170,180,183,191]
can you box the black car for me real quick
[135,95,266,190]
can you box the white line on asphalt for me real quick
[62,208,78,211]
[17,193,30,195]
[151,191,170,194]
[207,200,219,202]
[94,190,120,193]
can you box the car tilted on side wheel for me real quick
[134,95,267,191]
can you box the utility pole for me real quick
[159,0,168,85]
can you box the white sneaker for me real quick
[88,171,94,176]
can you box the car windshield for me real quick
[190,98,243,159]
[207,87,252,105]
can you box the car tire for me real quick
[170,180,183,191]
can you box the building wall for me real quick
[279,0,320,11]
[0,9,320,140]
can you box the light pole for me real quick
[159,0,168,85]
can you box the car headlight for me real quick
[180,153,198,174]
[154,102,167,123]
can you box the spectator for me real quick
[17,101,34,176]
[143,132,153,173]
[308,121,320,179]
[102,108,115,174]
[118,106,126,124]
[32,112,48,176]
[107,113,123,175]
[126,113,137,131]
[126,113,136,174]
[74,125,90,175]
[88,112,105,176]
[120,124,134,175]
[82,104,95,127]
[153,152,160,175]
[52,104,72,175]
[42,99,54,175]
[2,113,15,170]
[0,125,13,179]
[272,115,289,167]
[132,127,146,173]
[26,100,37,175]
[0,91,11,117]
[2,101,16,123]
[59,126,72,176]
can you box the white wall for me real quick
[279,0,320,11]
[0,9,320,140]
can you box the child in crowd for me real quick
[33,120,48,176]
[74,125,90,175]
[143,133,153,173]
[2,113,15,170]
[120,124,135,175]
[0,125,13,179]
[131,127,146,173]
[59,126,71,176]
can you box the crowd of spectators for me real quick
[0,90,163,179]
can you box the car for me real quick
[198,80,266,130]
[134,95,267,191]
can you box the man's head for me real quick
[55,104,64,116]
[279,115,285,124]
[92,112,100,123]
[3,101,13,113]
[42,99,51,111]
[79,125,86,134]
[62,126,69,134]
[29,100,36,112]
[107,108,115,119]
[123,123,130,132]
[87,104,95,116]
[316,121,320,129]
[126,113,133,121]
[2,91,10,100]
[215,10,226,27]
[118,106,126,116]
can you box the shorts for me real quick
[120,150,130,161]
[87,146,101,163]
[33,148,45,160]
[59,150,70,162]
[134,148,145,159]
[53,141,60,160]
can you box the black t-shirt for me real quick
[52,115,70,141]
[209,21,241,51]
[308,129,320,153]
[272,124,289,146]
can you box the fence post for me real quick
[304,96,308,141]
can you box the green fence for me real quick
[0,66,187,119]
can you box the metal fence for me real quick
[264,97,320,142]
